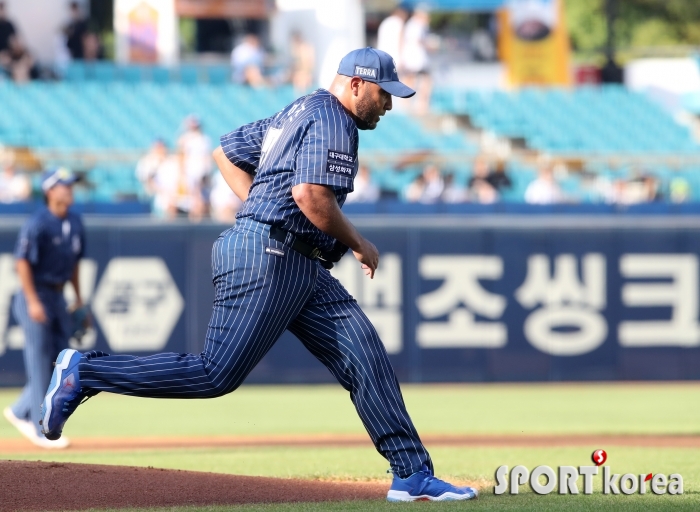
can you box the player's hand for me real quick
[28,299,47,324]
[352,238,379,279]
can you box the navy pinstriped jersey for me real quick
[221,89,359,251]
[14,207,84,286]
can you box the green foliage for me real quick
[179,18,197,54]
[564,0,607,53]
[564,0,700,55]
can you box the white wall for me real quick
[272,0,365,89]
[625,58,700,96]
[3,0,88,65]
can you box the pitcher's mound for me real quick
[1,461,387,511]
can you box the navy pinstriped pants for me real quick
[12,290,70,435]
[79,218,432,477]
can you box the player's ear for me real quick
[350,76,363,97]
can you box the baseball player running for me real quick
[40,48,477,502]
[3,168,85,449]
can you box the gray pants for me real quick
[10,289,70,435]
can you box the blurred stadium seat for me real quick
[0,81,477,203]
[432,85,700,155]
[0,82,465,154]
[2,77,699,205]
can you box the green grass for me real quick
[3,384,700,510]
[73,494,700,512]
[6,446,700,490]
[3,382,700,440]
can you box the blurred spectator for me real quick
[0,2,16,54]
[178,116,212,192]
[135,139,168,197]
[290,31,314,93]
[468,157,499,204]
[442,173,467,203]
[670,177,691,204]
[405,173,425,202]
[152,149,205,221]
[407,164,443,204]
[53,32,71,74]
[65,1,87,60]
[345,164,379,204]
[641,174,662,202]
[421,165,444,203]
[470,29,497,62]
[618,173,662,204]
[402,6,432,114]
[82,31,103,61]
[487,162,512,191]
[0,152,30,203]
[231,34,266,87]
[524,163,565,204]
[0,35,36,83]
[377,5,408,70]
[209,172,243,223]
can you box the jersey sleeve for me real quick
[292,112,358,193]
[14,219,39,264]
[220,115,275,175]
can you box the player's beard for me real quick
[354,92,382,131]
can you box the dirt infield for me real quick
[0,461,388,511]
[3,433,700,454]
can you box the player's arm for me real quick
[70,262,82,307]
[15,259,47,323]
[213,146,254,202]
[292,183,379,278]
[216,115,276,201]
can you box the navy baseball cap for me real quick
[42,167,79,192]
[338,47,415,99]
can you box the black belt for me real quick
[268,225,344,270]
[38,283,65,292]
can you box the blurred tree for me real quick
[565,0,700,54]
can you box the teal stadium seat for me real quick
[177,65,200,85]
[6,79,697,204]
[432,85,700,155]
[91,62,117,82]
[121,65,145,83]
[63,63,86,81]
[207,65,230,85]
[151,66,173,84]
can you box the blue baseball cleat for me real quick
[387,465,479,502]
[40,349,92,441]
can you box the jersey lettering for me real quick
[327,163,354,175]
[327,149,356,176]
[259,127,283,169]
[327,150,354,163]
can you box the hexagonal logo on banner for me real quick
[92,258,184,352]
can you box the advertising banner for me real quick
[115,0,178,65]
[2,216,700,385]
[498,0,571,86]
